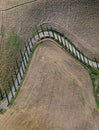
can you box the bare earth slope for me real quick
[0,41,99,130]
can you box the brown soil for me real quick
[0,41,99,130]
[0,0,99,58]
[0,1,99,129]
[0,0,99,88]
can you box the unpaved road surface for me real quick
[0,41,99,130]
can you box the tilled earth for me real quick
[0,0,99,59]
[0,41,99,130]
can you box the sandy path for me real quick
[0,41,99,130]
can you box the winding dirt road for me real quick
[0,41,99,130]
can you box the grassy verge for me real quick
[0,33,21,89]
[89,71,99,108]
[0,108,6,114]
[0,25,5,38]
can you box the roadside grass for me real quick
[0,25,5,38]
[0,108,6,114]
[0,33,21,90]
[89,71,99,108]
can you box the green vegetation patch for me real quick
[0,25,5,38]
[0,33,21,89]
[6,33,20,61]
[89,70,99,108]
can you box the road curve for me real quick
[0,41,98,130]
[33,27,99,69]
[0,26,99,110]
